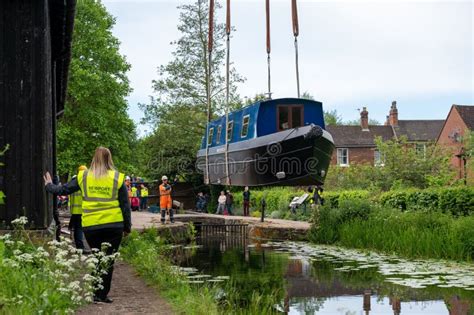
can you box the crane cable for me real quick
[205,0,215,185]
[292,0,300,98]
[266,0,271,99]
[224,0,231,186]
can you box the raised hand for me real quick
[43,172,53,186]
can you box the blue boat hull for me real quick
[197,125,334,187]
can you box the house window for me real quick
[216,125,222,144]
[207,127,214,146]
[415,143,426,158]
[227,120,233,142]
[337,148,349,166]
[277,105,304,131]
[374,150,384,166]
[241,115,250,138]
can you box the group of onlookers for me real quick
[195,186,251,216]
[124,176,149,211]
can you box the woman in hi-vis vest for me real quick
[44,147,131,304]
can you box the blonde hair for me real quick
[89,147,116,178]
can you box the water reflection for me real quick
[175,235,474,314]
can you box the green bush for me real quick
[309,199,374,244]
[438,187,474,216]
[232,187,308,220]
[323,190,371,208]
[380,186,474,215]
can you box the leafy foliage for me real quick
[375,136,454,189]
[0,217,117,313]
[0,145,8,205]
[324,109,343,126]
[325,137,454,190]
[345,118,381,126]
[139,0,244,182]
[379,187,474,216]
[57,0,136,175]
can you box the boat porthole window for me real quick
[227,121,233,142]
[208,127,214,146]
[216,125,222,144]
[241,115,250,138]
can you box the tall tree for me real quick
[345,118,381,126]
[324,110,343,126]
[57,0,136,176]
[139,0,244,181]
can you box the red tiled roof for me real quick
[454,105,474,130]
[325,125,394,147]
[394,120,444,142]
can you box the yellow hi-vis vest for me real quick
[70,191,83,215]
[131,186,137,197]
[141,188,149,197]
[77,170,125,228]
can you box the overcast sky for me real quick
[102,0,473,134]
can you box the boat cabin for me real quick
[201,98,325,149]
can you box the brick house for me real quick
[326,102,444,166]
[436,105,474,181]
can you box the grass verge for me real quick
[309,200,474,261]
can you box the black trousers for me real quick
[83,227,123,299]
[160,208,174,223]
[69,214,84,249]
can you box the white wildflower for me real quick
[11,216,28,225]
[68,281,81,291]
[82,274,96,282]
[0,233,11,241]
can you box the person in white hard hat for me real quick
[159,175,173,223]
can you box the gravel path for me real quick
[76,261,175,315]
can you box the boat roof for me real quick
[207,97,321,125]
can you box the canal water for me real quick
[174,235,474,314]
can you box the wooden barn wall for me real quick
[0,0,54,228]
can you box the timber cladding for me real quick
[0,0,75,228]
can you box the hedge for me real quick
[379,186,474,216]
[230,186,473,218]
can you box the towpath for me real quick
[76,211,309,314]
[132,210,310,241]
[76,261,175,315]
[132,211,310,232]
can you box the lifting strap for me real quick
[224,0,231,186]
[266,0,271,99]
[205,0,215,185]
[292,0,300,98]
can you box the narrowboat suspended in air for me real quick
[196,98,335,186]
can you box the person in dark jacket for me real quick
[44,147,131,304]
[242,186,250,216]
[225,190,234,215]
